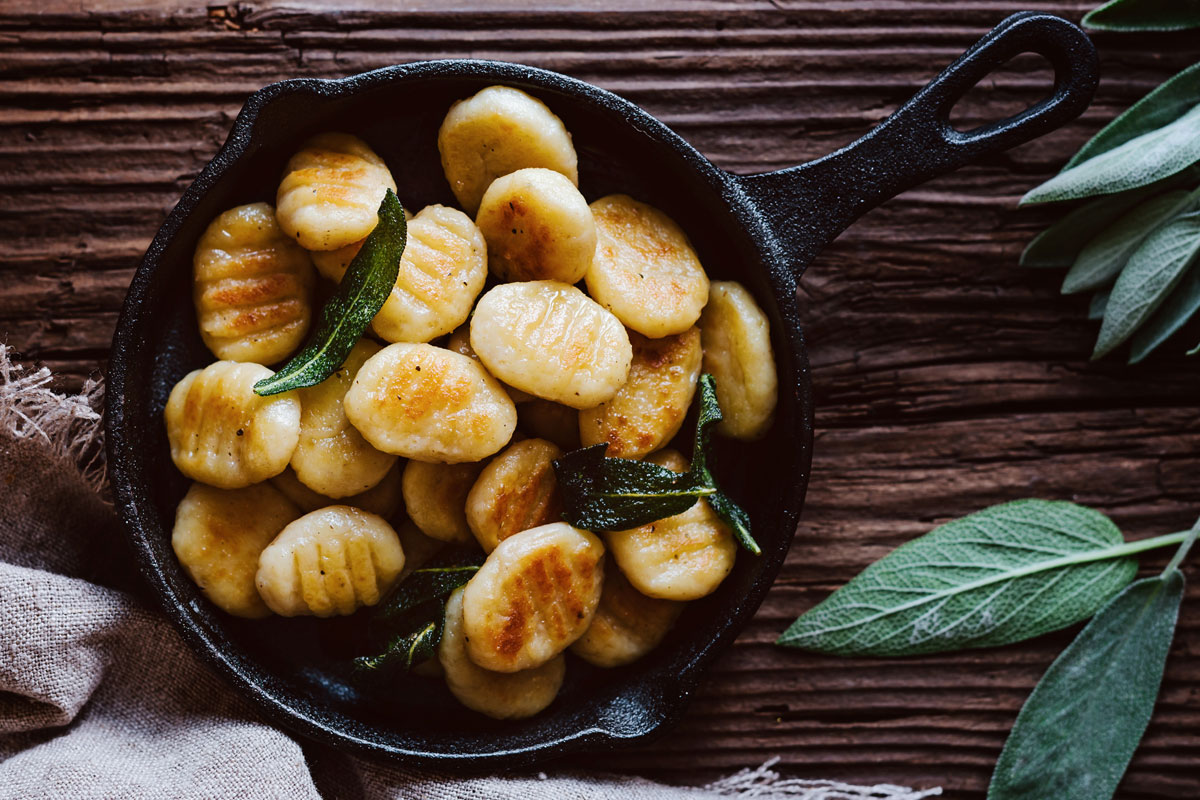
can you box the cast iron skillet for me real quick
[107,12,1097,768]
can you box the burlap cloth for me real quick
[0,345,941,800]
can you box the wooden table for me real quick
[3,1,1198,796]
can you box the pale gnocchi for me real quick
[470,281,632,409]
[172,482,300,619]
[438,85,578,215]
[276,133,397,251]
[570,564,684,668]
[587,194,710,338]
[462,522,605,672]
[344,342,517,463]
[465,438,563,553]
[699,281,779,440]
[446,324,534,403]
[255,506,406,617]
[439,587,565,719]
[578,327,702,458]
[475,167,595,284]
[604,450,736,601]
[193,202,315,365]
[401,459,486,543]
[292,338,398,498]
[165,361,301,489]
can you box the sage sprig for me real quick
[254,189,406,396]
[774,500,1186,656]
[1021,60,1200,361]
[554,373,760,554]
[987,523,1197,800]
[352,555,480,675]
[1083,0,1200,32]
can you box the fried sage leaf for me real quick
[777,500,1140,656]
[1082,0,1200,32]
[254,189,407,395]
[554,374,759,554]
[1094,208,1200,358]
[987,571,1186,800]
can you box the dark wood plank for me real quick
[2,2,1198,796]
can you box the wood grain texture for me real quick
[2,1,1199,795]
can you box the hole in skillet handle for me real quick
[737,12,1100,280]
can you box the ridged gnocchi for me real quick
[462,522,604,672]
[292,339,398,498]
[475,168,595,284]
[255,506,405,617]
[438,85,579,216]
[439,587,565,719]
[470,281,632,409]
[699,281,779,440]
[578,327,702,458]
[570,565,684,668]
[172,482,300,619]
[604,450,735,601]
[165,361,301,489]
[466,438,563,553]
[402,459,486,543]
[192,202,315,365]
[447,324,534,404]
[269,462,404,520]
[276,133,397,251]
[311,206,486,343]
[344,342,517,463]
[586,194,710,338]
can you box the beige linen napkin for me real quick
[0,345,940,800]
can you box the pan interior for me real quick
[117,65,810,761]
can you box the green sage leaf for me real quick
[1128,258,1200,362]
[354,600,445,675]
[1061,190,1190,294]
[254,189,407,395]
[1021,191,1151,269]
[1083,0,1200,32]
[1063,62,1200,171]
[1094,208,1200,358]
[1088,289,1110,320]
[374,562,481,625]
[1022,103,1200,205]
[987,572,1185,800]
[776,499,1138,656]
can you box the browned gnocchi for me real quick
[569,565,684,668]
[402,459,487,543]
[699,281,779,440]
[465,438,563,553]
[193,202,314,365]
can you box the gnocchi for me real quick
[172,482,300,618]
[446,324,533,404]
[165,361,301,489]
[578,327,702,458]
[438,85,578,215]
[462,522,605,672]
[470,281,632,409]
[465,438,563,553]
[343,342,517,463]
[604,450,735,601]
[276,133,397,251]
[192,202,315,365]
[292,339,398,498]
[401,459,486,543]
[439,587,565,719]
[699,281,779,440]
[517,399,581,451]
[255,506,406,617]
[269,462,404,520]
[570,565,684,668]
[475,167,595,284]
[586,194,710,338]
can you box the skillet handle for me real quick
[736,12,1098,281]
